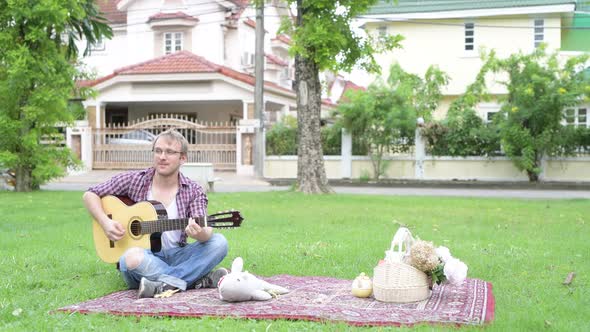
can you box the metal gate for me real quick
[93,114,236,170]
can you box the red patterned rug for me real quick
[58,275,494,327]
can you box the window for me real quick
[565,107,588,127]
[464,22,474,51]
[486,112,498,124]
[164,32,183,54]
[91,38,105,52]
[377,25,387,38]
[479,103,501,123]
[534,19,544,48]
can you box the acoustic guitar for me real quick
[92,195,243,263]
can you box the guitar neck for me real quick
[140,217,202,235]
[139,214,237,234]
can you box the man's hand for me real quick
[185,217,212,242]
[104,219,126,242]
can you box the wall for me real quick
[264,155,590,183]
[367,16,563,96]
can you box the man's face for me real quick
[152,136,186,177]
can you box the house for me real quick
[357,0,590,125]
[73,0,357,174]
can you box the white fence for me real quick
[263,129,590,182]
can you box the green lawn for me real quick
[0,190,588,331]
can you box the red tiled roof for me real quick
[148,11,199,22]
[244,18,256,28]
[322,98,337,107]
[96,0,127,24]
[228,0,249,5]
[338,80,366,102]
[265,54,288,66]
[272,34,291,45]
[243,18,268,32]
[78,51,293,94]
[228,0,249,20]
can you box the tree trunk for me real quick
[15,165,33,192]
[527,155,541,182]
[294,54,333,194]
[15,109,34,192]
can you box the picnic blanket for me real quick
[57,275,494,327]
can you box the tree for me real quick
[0,0,112,191]
[280,0,402,193]
[335,63,448,179]
[481,47,590,181]
[421,58,502,157]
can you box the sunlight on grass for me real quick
[0,191,588,331]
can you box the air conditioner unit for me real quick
[241,52,255,67]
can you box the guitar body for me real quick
[92,195,243,264]
[92,196,165,264]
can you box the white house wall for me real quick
[190,1,227,64]
[125,0,158,66]
[368,16,563,96]
[127,102,240,122]
[224,28,241,68]
[92,77,257,102]
[80,30,129,77]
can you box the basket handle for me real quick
[384,227,414,263]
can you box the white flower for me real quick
[435,246,452,263]
[443,257,468,285]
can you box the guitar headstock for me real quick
[205,210,243,228]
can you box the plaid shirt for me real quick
[88,167,208,246]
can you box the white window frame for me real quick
[486,111,498,124]
[534,19,544,48]
[164,32,183,55]
[564,106,589,127]
[241,52,255,67]
[478,103,501,124]
[90,38,105,52]
[377,25,388,39]
[464,22,475,52]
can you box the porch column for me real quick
[243,100,249,120]
[66,120,92,172]
[415,117,426,179]
[341,128,352,179]
[277,104,289,123]
[237,100,256,175]
[95,101,104,128]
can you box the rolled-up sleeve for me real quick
[88,172,133,197]
[188,187,208,218]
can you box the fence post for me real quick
[341,128,352,179]
[414,118,425,179]
[66,120,92,172]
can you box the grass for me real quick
[0,190,589,331]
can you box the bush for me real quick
[265,120,297,155]
[421,108,501,157]
[552,125,590,155]
[266,116,369,156]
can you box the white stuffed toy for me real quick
[218,257,289,302]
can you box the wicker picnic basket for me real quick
[372,227,431,303]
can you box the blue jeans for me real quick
[118,233,228,291]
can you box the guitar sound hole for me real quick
[130,220,142,237]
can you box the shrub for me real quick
[266,116,367,155]
[265,117,298,155]
[421,108,501,157]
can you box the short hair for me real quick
[152,129,188,154]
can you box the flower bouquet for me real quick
[406,240,468,287]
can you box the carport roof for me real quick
[77,51,293,94]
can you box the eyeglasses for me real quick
[153,148,182,156]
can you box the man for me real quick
[83,129,228,298]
